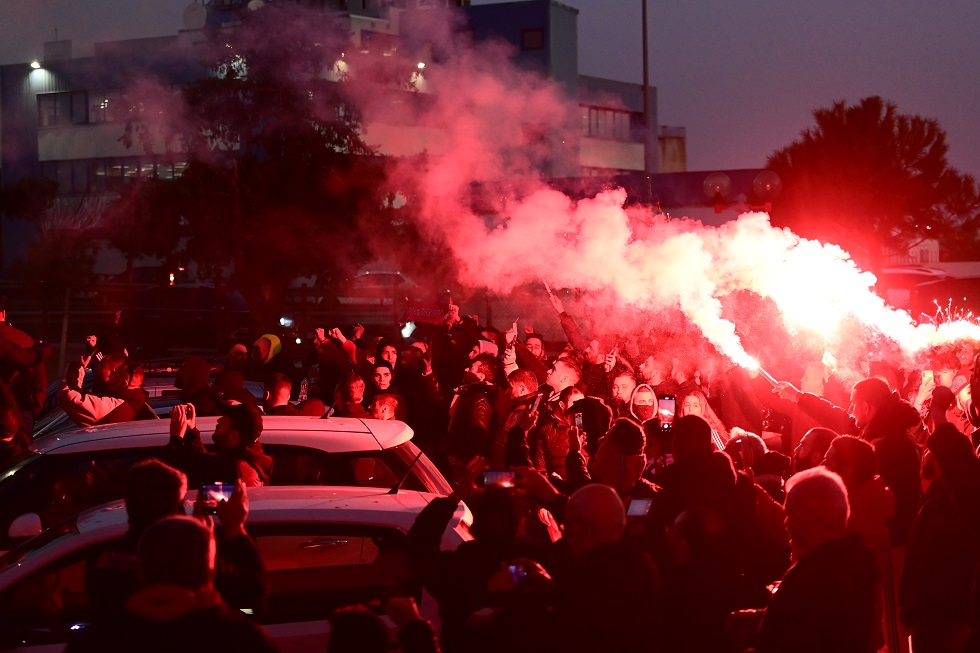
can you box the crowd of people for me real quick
[1,289,979,653]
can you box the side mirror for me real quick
[8,513,43,539]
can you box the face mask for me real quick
[634,405,656,422]
[461,370,481,384]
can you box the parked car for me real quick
[2,416,451,550]
[0,486,471,652]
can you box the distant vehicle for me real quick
[118,285,252,355]
[0,486,471,651]
[2,416,451,550]
[334,270,418,309]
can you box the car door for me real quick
[250,522,423,653]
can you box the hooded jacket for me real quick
[628,383,658,424]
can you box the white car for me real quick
[1,416,451,549]
[0,486,471,652]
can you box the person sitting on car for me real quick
[166,400,273,487]
[85,458,267,622]
[68,515,277,653]
[326,373,371,419]
[177,356,218,416]
[59,360,126,427]
[99,361,154,424]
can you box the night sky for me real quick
[2,0,978,178]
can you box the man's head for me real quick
[849,377,891,429]
[800,360,828,396]
[85,334,98,349]
[339,374,366,405]
[611,372,637,407]
[372,361,393,391]
[783,467,849,558]
[671,415,713,462]
[564,484,627,560]
[507,368,538,399]
[213,401,263,451]
[525,333,546,360]
[138,516,215,590]
[545,359,581,394]
[793,427,839,472]
[638,355,670,385]
[125,458,187,534]
[630,385,658,423]
[226,342,248,371]
[108,362,144,396]
[66,360,86,392]
[264,373,292,407]
[378,344,398,369]
[370,393,400,420]
[590,418,646,494]
[823,435,876,491]
[467,353,498,384]
[671,358,697,384]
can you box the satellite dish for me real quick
[183,2,207,30]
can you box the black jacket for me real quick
[756,534,877,653]
[797,392,921,544]
[165,427,273,487]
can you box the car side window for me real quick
[250,524,419,625]
[0,548,97,648]
[265,446,402,489]
[0,448,162,550]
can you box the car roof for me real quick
[30,416,415,456]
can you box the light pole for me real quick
[641,0,657,173]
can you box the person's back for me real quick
[69,516,276,653]
[756,468,877,653]
[553,484,663,653]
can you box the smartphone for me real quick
[481,470,517,489]
[508,564,527,585]
[530,393,543,413]
[657,394,676,427]
[573,413,583,428]
[200,482,233,515]
[922,369,934,385]
[627,498,653,517]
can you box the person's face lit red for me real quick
[373,367,392,390]
[681,394,703,416]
